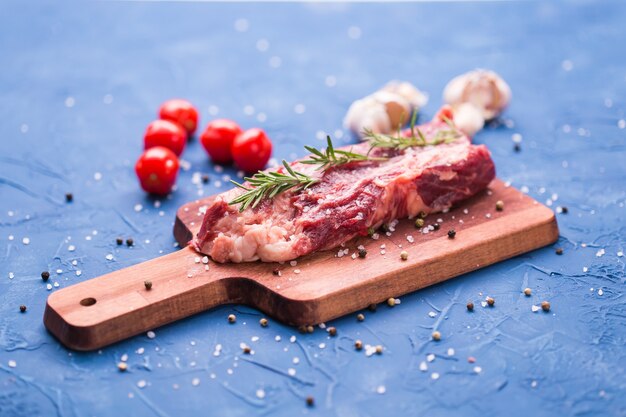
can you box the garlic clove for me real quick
[343,97,390,137]
[452,103,484,138]
[443,69,511,120]
[371,91,411,130]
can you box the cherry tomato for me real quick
[135,146,179,195]
[158,99,199,136]
[434,105,455,123]
[231,128,273,172]
[144,119,187,157]
[200,119,243,164]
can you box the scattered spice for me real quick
[144,280,152,290]
[524,287,532,296]
[356,313,365,322]
[486,297,495,307]
[227,314,236,323]
[387,298,396,307]
[433,223,440,231]
[468,356,476,363]
[41,271,50,281]
[328,326,337,336]
[419,211,427,219]
[560,206,568,214]
[116,237,123,245]
[400,250,408,261]
[126,238,134,247]
[541,301,551,312]
[368,303,378,312]
[243,346,251,354]
[117,362,128,372]
[358,248,367,258]
[495,200,504,211]
[259,318,268,327]
[298,325,307,334]
[555,248,563,255]
[201,174,210,184]
[306,325,314,334]
[414,218,424,228]
[375,345,383,354]
[513,143,521,152]
[432,331,441,341]
[19,305,27,313]
[466,301,474,311]
[354,339,363,350]
[65,193,73,203]
[306,396,315,407]
[272,268,281,276]
[447,229,456,239]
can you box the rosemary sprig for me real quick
[301,136,386,171]
[364,110,461,151]
[228,160,319,212]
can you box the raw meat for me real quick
[194,120,495,263]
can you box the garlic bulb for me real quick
[381,81,429,109]
[344,97,391,136]
[443,69,511,120]
[344,81,428,139]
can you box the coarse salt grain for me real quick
[287,368,296,376]
[598,289,604,296]
[147,331,156,339]
[68,245,76,252]
[256,389,265,399]
[428,311,437,318]
[473,366,482,374]
[596,249,605,257]
[76,270,82,276]
[419,361,428,372]
[8,360,16,368]
[426,353,436,362]
[8,272,14,279]
[376,385,386,394]
[194,257,201,264]
[134,204,143,212]
[137,380,147,388]
[531,305,540,312]
[431,372,440,380]
[22,237,30,245]
[447,348,455,356]
[290,336,296,343]
[407,235,414,243]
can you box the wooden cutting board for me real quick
[44,180,559,351]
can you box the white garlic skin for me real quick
[452,103,484,137]
[443,69,511,120]
[344,97,390,136]
[381,81,429,109]
[344,81,428,139]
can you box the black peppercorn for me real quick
[433,223,440,231]
[466,302,474,311]
[555,248,563,255]
[514,143,521,152]
[368,303,377,312]
[116,237,123,245]
[306,396,314,407]
[448,229,456,239]
[144,280,152,290]
[201,174,210,184]
[561,206,568,214]
[19,305,27,313]
[328,326,337,336]
[358,248,367,258]
[41,271,50,281]
[65,193,73,203]
[126,238,134,247]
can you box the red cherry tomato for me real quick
[434,105,455,123]
[144,120,187,157]
[200,119,243,164]
[158,99,199,136]
[135,146,179,195]
[231,128,273,172]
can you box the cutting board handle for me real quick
[44,246,231,351]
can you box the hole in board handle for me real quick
[80,297,97,307]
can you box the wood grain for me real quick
[44,180,559,350]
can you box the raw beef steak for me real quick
[194,120,495,263]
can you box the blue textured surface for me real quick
[1,1,625,416]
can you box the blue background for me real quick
[1,1,625,416]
